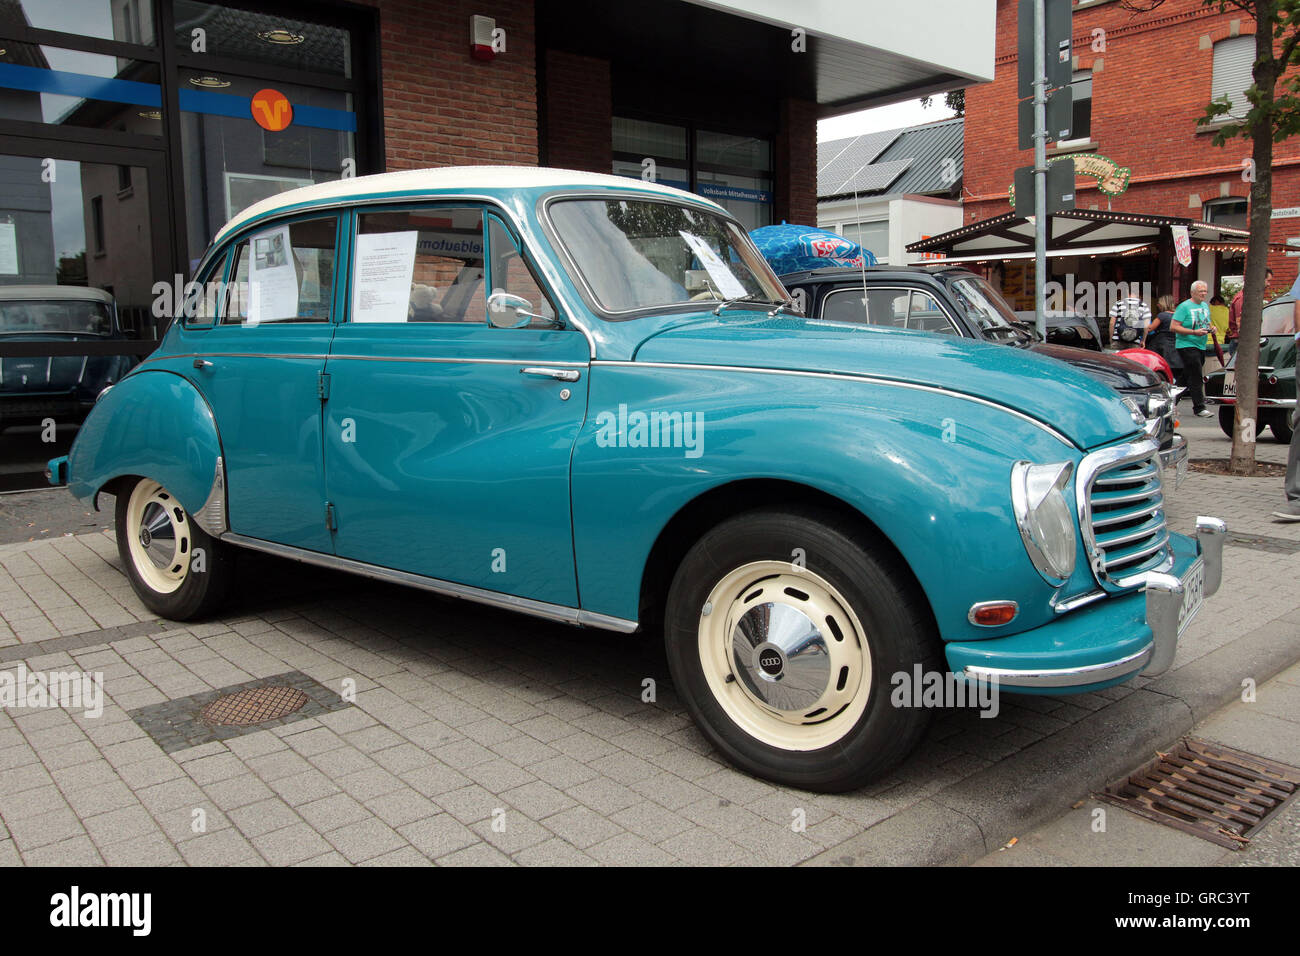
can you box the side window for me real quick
[821,288,909,328]
[907,291,957,335]
[351,206,486,324]
[182,253,227,327]
[487,215,556,328]
[223,217,337,325]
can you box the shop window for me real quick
[9,0,155,45]
[1212,36,1254,120]
[841,220,889,261]
[172,1,353,78]
[0,41,162,132]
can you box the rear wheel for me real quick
[115,477,232,619]
[1270,411,1294,444]
[664,507,941,792]
[1218,406,1235,439]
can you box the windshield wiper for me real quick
[712,293,780,316]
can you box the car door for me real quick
[187,214,340,553]
[322,202,589,607]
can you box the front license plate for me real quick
[1221,372,1236,396]
[1178,558,1205,636]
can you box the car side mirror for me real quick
[487,291,544,329]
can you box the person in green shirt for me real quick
[1171,281,1212,416]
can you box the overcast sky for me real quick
[818,97,957,143]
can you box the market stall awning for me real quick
[906,209,1251,260]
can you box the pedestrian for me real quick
[1271,285,1300,521]
[1171,280,1213,417]
[1208,293,1230,368]
[1143,293,1179,371]
[1108,290,1151,348]
[1228,268,1273,355]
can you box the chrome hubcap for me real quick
[124,480,192,595]
[139,501,179,570]
[732,603,831,712]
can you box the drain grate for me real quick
[1098,737,1300,849]
[201,685,310,726]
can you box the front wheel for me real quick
[664,508,941,792]
[115,477,232,619]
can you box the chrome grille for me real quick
[1083,447,1170,586]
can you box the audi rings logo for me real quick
[755,644,785,678]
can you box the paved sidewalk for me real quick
[975,661,1300,867]
[0,418,1295,866]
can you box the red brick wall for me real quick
[359,0,539,169]
[964,0,1300,287]
[541,50,613,172]
[775,97,818,225]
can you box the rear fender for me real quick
[67,369,224,525]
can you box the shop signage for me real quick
[1008,153,1131,208]
[1285,237,1300,257]
[695,183,773,205]
[1171,225,1192,267]
[251,88,293,132]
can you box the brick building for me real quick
[961,0,1300,301]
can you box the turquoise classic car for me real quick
[48,168,1225,792]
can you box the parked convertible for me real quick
[0,285,136,430]
[49,168,1224,791]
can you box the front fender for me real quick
[571,363,1085,644]
[67,369,223,516]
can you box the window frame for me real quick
[819,284,962,336]
[217,210,343,327]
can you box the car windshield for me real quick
[0,299,112,335]
[949,275,1037,340]
[548,198,788,315]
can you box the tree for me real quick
[1125,0,1300,473]
[920,89,965,117]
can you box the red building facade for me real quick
[963,0,1300,295]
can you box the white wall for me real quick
[817,195,961,266]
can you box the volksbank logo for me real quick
[594,404,705,459]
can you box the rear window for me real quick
[0,299,112,335]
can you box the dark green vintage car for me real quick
[1205,331,1297,443]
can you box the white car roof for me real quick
[215,165,726,245]
[0,284,115,304]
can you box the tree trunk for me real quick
[1230,0,1278,474]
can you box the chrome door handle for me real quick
[193,359,213,370]
[519,367,580,382]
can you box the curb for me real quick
[804,610,1300,867]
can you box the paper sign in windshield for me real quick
[678,231,747,299]
[246,224,298,325]
[353,231,418,323]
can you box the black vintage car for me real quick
[0,285,138,430]
[779,265,1184,477]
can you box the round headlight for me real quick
[1011,460,1077,584]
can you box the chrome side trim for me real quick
[964,645,1152,688]
[219,532,640,633]
[192,456,228,536]
[591,360,1077,447]
[1051,589,1105,614]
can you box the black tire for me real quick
[1270,412,1294,444]
[114,476,233,620]
[1218,406,1235,439]
[663,506,942,792]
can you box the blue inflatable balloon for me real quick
[749,224,876,276]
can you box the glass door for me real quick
[0,138,170,490]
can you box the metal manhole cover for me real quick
[1098,737,1300,849]
[201,685,310,726]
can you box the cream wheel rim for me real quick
[697,560,872,751]
[125,480,192,594]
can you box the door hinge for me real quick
[325,501,336,531]
[317,371,331,400]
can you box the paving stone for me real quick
[23,834,103,867]
[434,841,514,866]
[228,798,302,839]
[298,792,372,832]
[586,831,676,866]
[203,775,275,812]
[253,822,333,866]
[7,807,86,850]
[364,790,443,829]
[397,813,479,860]
[327,817,408,863]
[178,828,261,866]
[540,805,625,850]
[83,804,159,848]
[269,769,342,807]
[513,837,598,867]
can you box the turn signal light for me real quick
[969,601,1019,627]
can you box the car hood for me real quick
[1027,343,1161,392]
[631,312,1141,450]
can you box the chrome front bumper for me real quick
[1158,433,1188,490]
[1141,516,1226,676]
